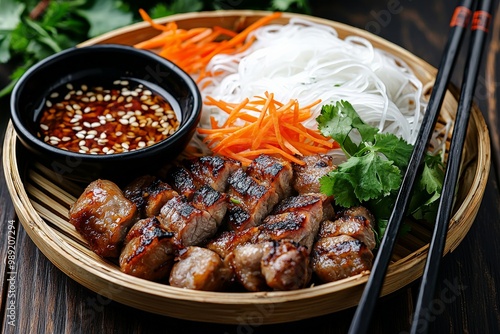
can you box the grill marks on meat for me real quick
[169,155,240,199]
[312,235,374,282]
[312,206,376,282]
[319,206,376,250]
[123,175,178,218]
[192,185,228,227]
[69,179,138,258]
[159,196,218,247]
[227,155,293,231]
[293,154,337,194]
[186,155,241,192]
[246,154,293,199]
[260,193,334,249]
[119,217,175,281]
[169,247,232,291]
[227,168,277,230]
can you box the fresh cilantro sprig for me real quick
[317,100,444,240]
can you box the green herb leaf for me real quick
[77,1,133,38]
[317,100,378,156]
[371,132,413,170]
[0,0,25,32]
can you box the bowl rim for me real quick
[9,44,202,162]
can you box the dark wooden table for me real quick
[2,1,500,333]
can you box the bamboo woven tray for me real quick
[3,10,491,324]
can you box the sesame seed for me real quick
[113,80,121,85]
[91,122,101,128]
[72,126,82,131]
[83,122,91,128]
[121,142,129,149]
[143,90,152,95]
[79,140,86,146]
[81,84,88,91]
[151,104,159,110]
[46,100,53,108]
[76,133,85,139]
[85,134,95,139]
[50,92,59,98]
[117,96,124,103]
[66,83,73,90]
[40,124,49,131]
[62,136,71,142]
[115,131,123,136]
[120,80,129,86]
[138,141,146,148]
[119,119,129,125]
[73,104,81,110]
[131,122,139,127]
[76,90,83,95]
[104,94,111,102]
[65,105,73,112]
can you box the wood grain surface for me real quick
[2,1,500,333]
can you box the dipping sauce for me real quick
[37,79,180,154]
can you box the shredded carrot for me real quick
[135,10,282,82]
[197,93,338,166]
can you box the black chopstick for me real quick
[348,1,475,333]
[410,0,494,333]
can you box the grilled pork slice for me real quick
[185,155,241,193]
[69,179,137,258]
[227,168,279,231]
[168,156,241,199]
[261,241,312,291]
[246,154,293,199]
[259,211,318,250]
[168,165,197,200]
[169,246,232,291]
[312,235,374,282]
[206,227,261,259]
[319,206,376,250]
[119,217,176,281]
[258,193,334,249]
[227,242,273,292]
[292,154,337,194]
[159,196,218,247]
[123,175,178,218]
[191,185,228,227]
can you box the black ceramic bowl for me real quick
[10,44,202,184]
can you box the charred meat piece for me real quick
[272,193,335,222]
[259,211,317,250]
[259,193,334,249]
[293,154,337,194]
[191,185,229,227]
[185,155,241,193]
[319,206,376,250]
[168,165,197,200]
[261,241,312,291]
[206,227,261,259]
[69,179,137,258]
[169,246,232,291]
[123,175,178,218]
[312,235,374,282]
[227,168,279,231]
[227,242,273,292]
[159,196,218,247]
[246,154,293,199]
[119,217,176,281]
